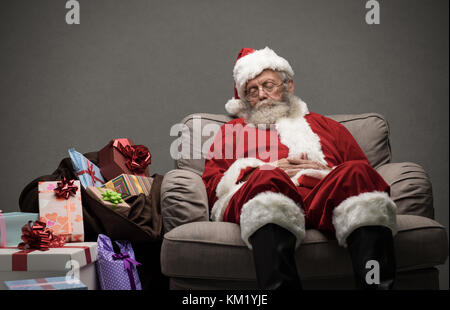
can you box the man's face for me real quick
[245,69,294,107]
[243,69,296,126]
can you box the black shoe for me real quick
[346,225,396,290]
[249,223,302,290]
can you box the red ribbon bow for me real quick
[76,159,104,186]
[112,252,142,290]
[114,140,151,174]
[54,178,78,199]
[18,220,66,251]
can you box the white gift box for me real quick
[0,242,98,290]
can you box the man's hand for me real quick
[271,153,331,178]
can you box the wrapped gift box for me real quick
[101,174,153,199]
[0,212,39,248]
[38,180,84,242]
[85,186,131,218]
[96,234,141,290]
[4,276,87,290]
[68,148,105,188]
[98,138,151,180]
[0,242,98,290]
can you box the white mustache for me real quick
[253,99,284,110]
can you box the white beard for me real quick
[243,93,298,126]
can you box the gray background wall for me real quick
[1,0,448,289]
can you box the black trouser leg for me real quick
[346,225,396,290]
[249,223,302,290]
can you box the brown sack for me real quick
[19,151,163,243]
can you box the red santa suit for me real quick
[202,97,397,249]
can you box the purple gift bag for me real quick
[96,234,142,290]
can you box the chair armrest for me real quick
[161,169,210,234]
[376,162,434,218]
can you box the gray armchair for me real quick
[160,112,448,289]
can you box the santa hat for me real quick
[225,47,295,117]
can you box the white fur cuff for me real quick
[240,191,305,250]
[216,157,266,198]
[332,191,397,247]
[291,168,330,186]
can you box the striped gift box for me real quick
[101,174,153,199]
[4,276,87,290]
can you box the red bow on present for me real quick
[114,140,151,174]
[76,159,104,186]
[18,221,66,251]
[54,178,78,199]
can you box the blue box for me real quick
[0,212,39,247]
[4,276,88,290]
[69,148,105,188]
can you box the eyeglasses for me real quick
[245,81,284,101]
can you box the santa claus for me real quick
[202,47,397,290]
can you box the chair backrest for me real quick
[174,113,392,176]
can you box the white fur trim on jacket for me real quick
[275,98,327,166]
[240,191,305,250]
[211,157,269,222]
[332,191,397,247]
[215,157,266,199]
[210,182,245,222]
[234,47,294,100]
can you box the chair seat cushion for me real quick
[161,214,448,281]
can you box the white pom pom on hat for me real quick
[225,98,246,116]
[225,47,294,116]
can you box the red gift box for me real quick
[98,138,151,181]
